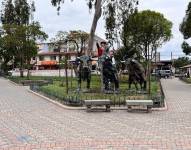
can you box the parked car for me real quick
[158,70,172,78]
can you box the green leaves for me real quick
[180,2,191,39]
[182,41,191,56]
[173,56,190,68]
[123,10,172,60]
[104,0,138,45]
[180,2,191,55]
[0,0,48,74]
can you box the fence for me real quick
[30,80,165,108]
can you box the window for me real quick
[39,56,44,61]
[50,56,56,60]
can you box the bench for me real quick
[84,99,111,112]
[126,100,153,113]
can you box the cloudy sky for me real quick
[1,0,190,59]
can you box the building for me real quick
[32,34,106,70]
[180,64,191,77]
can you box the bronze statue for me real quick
[75,55,92,91]
[125,58,147,91]
[99,54,119,93]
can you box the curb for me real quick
[7,78,168,112]
[28,89,86,110]
[28,89,168,111]
[8,79,22,86]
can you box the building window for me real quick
[39,56,44,61]
[50,56,56,60]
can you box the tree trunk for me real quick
[27,59,30,80]
[65,55,69,94]
[1,58,10,75]
[87,0,102,56]
[20,53,24,78]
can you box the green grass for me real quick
[39,75,160,102]
[9,75,161,106]
[180,77,191,83]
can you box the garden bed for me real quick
[8,75,164,107]
[32,75,164,107]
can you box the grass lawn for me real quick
[39,75,160,103]
[180,77,191,83]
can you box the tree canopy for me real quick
[122,10,172,61]
[173,57,190,68]
[51,0,138,55]
[180,2,191,55]
[0,0,47,76]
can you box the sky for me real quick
[1,0,190,60]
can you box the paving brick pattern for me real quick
[0,77,191,149]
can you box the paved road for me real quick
[0,78,191,150]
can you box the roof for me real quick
[37,51,78,56]
[180,64,191,69]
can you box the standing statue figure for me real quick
[97,41,119,93]
[125,58,146,91]
[102,55,119,92]
[75,55,92,91]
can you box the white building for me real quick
[32,34,106,70]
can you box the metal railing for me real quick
[30,81,165,108]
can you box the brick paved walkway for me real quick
[0,77,191,150]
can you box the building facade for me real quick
[32,34,106,70]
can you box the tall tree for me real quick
[51,0,138,55]
[0,0,16,73]
[123,10,172,61]
[180,2,191,55]
[123,10,172,94]
[104,0,138,45]
[0,0,47,77]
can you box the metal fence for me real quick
[30,80,165,108]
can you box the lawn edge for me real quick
[27,88,168,111]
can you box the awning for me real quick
[41,61,57,65]
[180,64,191,69]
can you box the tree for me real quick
[51,0,138,55]
[0,0,16,74]
[180,2,191,55]
[104,0,138,45]
[0,0,47,77]
[123,10,172,94]
[24,22,48,78]
[123,10,172,61]
[182,41,191,55]
[173,57,190,69]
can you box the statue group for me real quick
[73,41,146,94]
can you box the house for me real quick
[180,64,191,77]
[32,34,106,70]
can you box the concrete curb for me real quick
[28,89,168,111]
[7,78,168,111]
[28,89,86,110]
[8,79,22,86]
